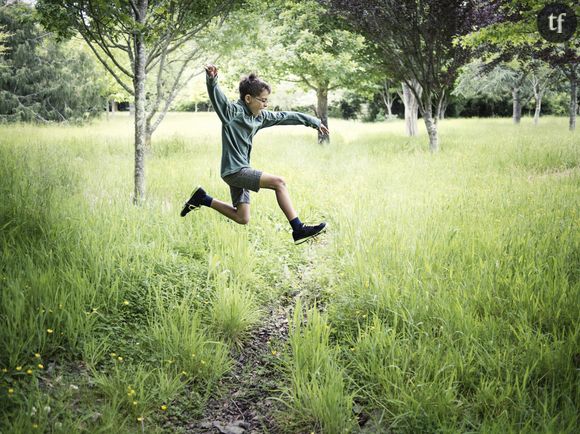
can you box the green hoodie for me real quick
[206,74,321,178]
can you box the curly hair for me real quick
[239,73,271,100]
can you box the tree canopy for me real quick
[320,0,479,151]
[461,0,579,130]
[0,2,106,122]
[36,0,243,203]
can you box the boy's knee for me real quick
[274,176,286,190]
[237,216,250,225]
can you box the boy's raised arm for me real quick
[205,64,239,124]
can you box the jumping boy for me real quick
[180,64,330,245]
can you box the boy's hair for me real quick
[239,73,271,100]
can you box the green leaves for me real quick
[0,4,106,122]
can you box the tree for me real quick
[0,2,106,122]
[528,60,556,125]
[321,0,478,152]
[400,81,422,136]
[454,60,535,124]
[0,26,7,56]
[269,0,366,144]
[378,79,398,119]
[37,0,241,204]
[461,0,579,130]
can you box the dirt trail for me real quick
[170,241,326,434]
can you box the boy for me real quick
[180,64,329,245]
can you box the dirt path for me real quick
[168,241,327,434]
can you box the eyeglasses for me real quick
[253,96,269,104]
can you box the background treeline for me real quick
[0,0,576,125]
[0,2,109,122]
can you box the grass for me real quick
[0,113,578,433]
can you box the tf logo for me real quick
[537,3,577,42]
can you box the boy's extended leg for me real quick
[210,200,250,225]
[180,185,249,225]
[259,172,326,244]
[259,173,297,221]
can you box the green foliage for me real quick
[453,61,530,101]
[273,0,366,93]
[0,3,106,123]
[277,300,356,432]
[0,114,578,432]
[462,0,579,48]
[210,283,262,348]
[0,26,7,56]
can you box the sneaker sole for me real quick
[180,185,202,217]
[294,225,327,245]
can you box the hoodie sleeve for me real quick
[258,110,321,130]
[206,75,240,124]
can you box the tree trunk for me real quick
[316,87,329,144]
[402,81,420,136]
[437,91,448,120]
[512,87,522,124]
[381,80,395,117]
[133,9,147,205]
[533,88,543,125]
[382,93,394,116]
[569,74,577,131]
[422,102,439,152]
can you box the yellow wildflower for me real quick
[117,357,123,362]
[34,353,41,359]
[160,405,167,411]
[1,368,7,373]
[137,416,144,422]
[26,369,33,375]
[47,329,53,334]
[110,352,117,357]
[16,366,22,371]
[38,364,44,369]
[123,300,130,306]
[8,388,14,394]
[32,424,39,429]
[133,401,138,406]
[271,350,277,356]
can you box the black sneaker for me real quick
[292,222,327,245]
[180,185,206,217]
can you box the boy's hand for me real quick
[204,64,218,78]
[318,123,330,135]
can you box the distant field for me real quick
[0,114,578,433]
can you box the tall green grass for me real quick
[1,114,578,432]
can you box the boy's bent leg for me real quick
[259,172,297,222]
[211,200,250,225]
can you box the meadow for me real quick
[0,113,578,433]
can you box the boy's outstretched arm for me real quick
[205,64,239,124]
[260,110,330,137]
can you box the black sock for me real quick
[202,194,213,207]
[290,217,303,231]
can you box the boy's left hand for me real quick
[318,123,330,135]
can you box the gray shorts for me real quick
[222,167,262,207]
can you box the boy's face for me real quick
[244,89,270,117]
